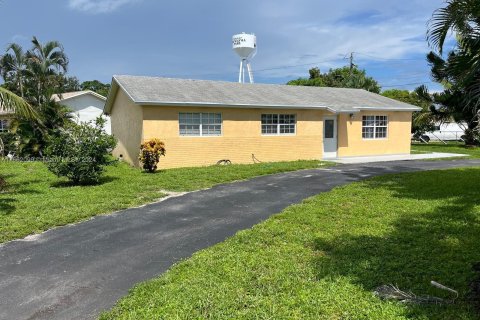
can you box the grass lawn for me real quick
[411,142,480,158]
[101,167,480,320]
[0,159,328,243]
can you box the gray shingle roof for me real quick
[105,75,421,113]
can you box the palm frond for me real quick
[427,0,480,53]
[0,87,37,119]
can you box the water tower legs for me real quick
[246,62,254,84]
[238,60,244,83]
[238,59,254,84]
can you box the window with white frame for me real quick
[362,115,388,139]
[179,113,222,136]
[261,114,296,135]
[0,120,9,132]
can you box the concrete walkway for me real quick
[331,152,467,164]
[1,159,480,320]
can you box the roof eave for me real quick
[354,106,422,112]
[53,91,107,103]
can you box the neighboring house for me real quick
[0,104,13,133]
[52,90,111,134]
[104,75,421,168]
[425,121,466,141]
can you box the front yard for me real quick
[101,167,480,320]
[0,160,327,243]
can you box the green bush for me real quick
[44,118,117,184]
[139,138,166,172]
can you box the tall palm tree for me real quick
[26,36,68,105]
[0,44,28,97]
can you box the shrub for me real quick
[139,138,166,172]
[0,132,17,156]
[44,118,117,184]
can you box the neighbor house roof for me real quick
[104,75,422,114]
[52,90,106,103]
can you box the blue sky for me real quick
[0,0,452,91]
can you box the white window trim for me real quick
[178,112,223,137]
[362,115,388,140]
[261,114,297,136]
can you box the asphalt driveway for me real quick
[1,159,480,320]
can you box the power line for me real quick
[355,52,426,61]
[381,81,435,88]
[253,57,345,72]
[163,57,346,78]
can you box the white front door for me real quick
[323,116,338,159]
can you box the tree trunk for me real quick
[464,121,479,145]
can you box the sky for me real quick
[0,0,454,92]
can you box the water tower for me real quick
[232,33,256,83]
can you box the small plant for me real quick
[139,138,166,172]
[44,118,117,185]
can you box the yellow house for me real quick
[104,75,421,169]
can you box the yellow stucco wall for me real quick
[110,89,143,166]
[337,111,412,157]
[142,106,325,168]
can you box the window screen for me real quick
[261,114,296,135]
[362,115,388,139]
[179,113,222,136]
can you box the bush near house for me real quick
[139,138,166,172]
[44,118,116,184]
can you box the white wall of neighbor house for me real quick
[60,95,111,135]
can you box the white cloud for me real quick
[68,0,139,14]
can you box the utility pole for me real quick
[349,52,355,75]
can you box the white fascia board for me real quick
[353,106,422,112]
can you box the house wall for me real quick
[60,95,111,135]
[61,94,105,112]
[337,111,413,157]
[110,89,143,166]
[142,106,325,168]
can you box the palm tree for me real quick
[26,36,68,105]
[0,44,28,97]
[0,86,37,160]
[427,0,480,54]
[427,0,480,98]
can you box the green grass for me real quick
[101,168,480,320]
[0,159,328,243]
[411,142,480,158]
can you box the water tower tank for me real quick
[232,33,256,59]
[232,33,257,83]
